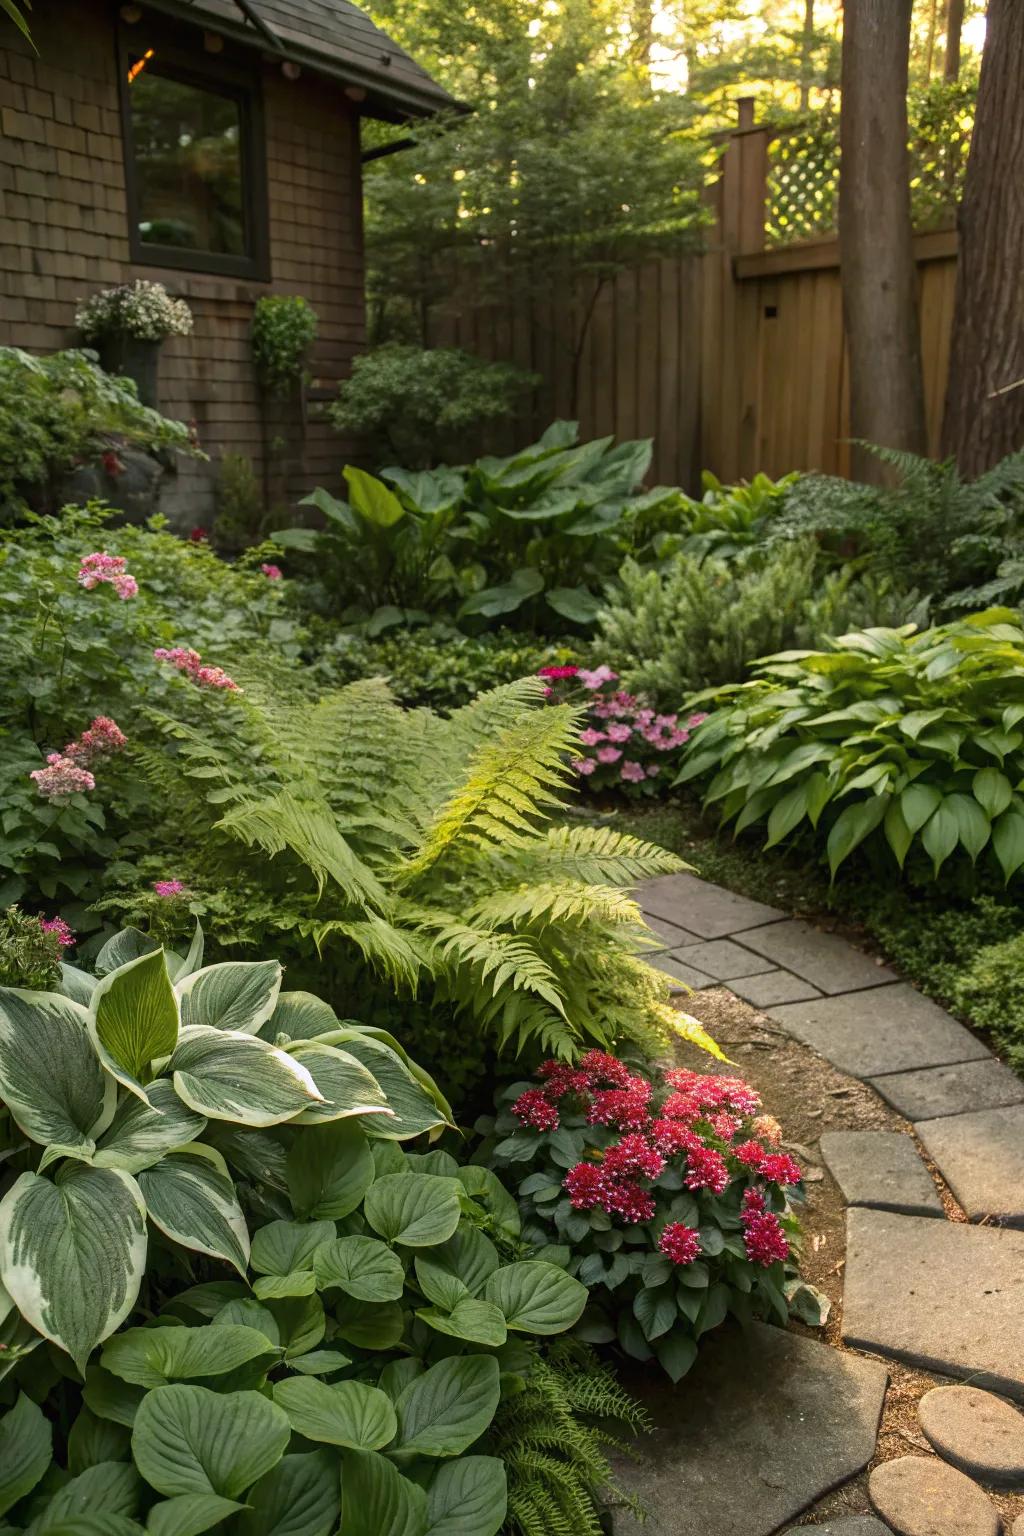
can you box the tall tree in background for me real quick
[944,0,965,80]
[838,0,927,482]
[942,0,1024,474]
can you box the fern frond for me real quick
[469,880,645,931]
[410,908,567,1014]
[515,822,687,886]
[217,792,385,909]
[313,914,428,994]
[445,675,553,756]
[655,1001,729,1062]
[395,705,582,885]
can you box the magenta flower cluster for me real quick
[30,715,128,802]
[511,1055,799,1269]
[152,880,188,898]
[77,551,138,601]
[261,563,283,581]
[39,915,75,949]
[153,647,241,692]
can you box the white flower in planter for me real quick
[76,279,194,342]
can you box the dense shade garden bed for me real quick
[3,390,1024,1532]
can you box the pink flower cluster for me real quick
[40,915,75,949]
[261,564,282,581]
[511,1054,800,1248]
[67,716,127,763]
[563,665,708,787]
[30,715,129,802]
[77,551,138,600]
[154,648,240,692]
[152,880,188,899]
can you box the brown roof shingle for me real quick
[147,0,460,119]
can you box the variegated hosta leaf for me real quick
[94,927,159,977]
[58,963,98,1007]
[94,1080,207,1174]
[259,991,338,1044]
[287,1043,392,1126]
[319,1033,449,1141]
[137,1146,250,1275]
[175,961,282,1035]
[163,922,205,987]
[0,989,115,1165]
[0,1166,147,1371]
[89,950,180,1090]
[169,1027,324,1127]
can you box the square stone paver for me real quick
[770,986,989,1080]
[609,1322,887,1536]
[728,970,822,1008]
[819,1130,944,1218]
[737,919,896,994]
[842,1209,1024,1401]
[641,912,701,951]
[650,955,714,991]
[638,873,785,939]
[914,1105,1024,1228]
[666,938,776,981]
[868,1057,1024,1122]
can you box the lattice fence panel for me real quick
[765,121,839,246]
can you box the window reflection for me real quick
[129,68,246,257]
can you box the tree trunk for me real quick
[943,0,964,81]
[942,0,1024,474]
[838,0,928,483]
[799,0,815,111]
[924,0,940,80]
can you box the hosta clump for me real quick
[676,610,1024,883]
[0,930,590,1534]
[487,1053,813,1382]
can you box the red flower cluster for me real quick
[659,1221,702,1266]
[512,1088,560,1131]
[537,665,579,680]
[739,1184,788,1265]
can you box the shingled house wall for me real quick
[0,0,366,522]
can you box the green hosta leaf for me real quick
[393,1356,501,1457]
[234,1452,340,1536]
[288,1122,374,1221]
[213,1299,279,1340]
[169,1027,323,1126]
[345,465,406,527]
[339,1451,427,1536]
[287,1044,391,1126]
[483,1261,587,1335]
[654,1330,697,1383]
[94,1080,206,1174]
[287,1348,351,1376]
[95,928,158,977]
[826,795,888,877]
[417,1299,507,1347]
[883,797,914,869]
[253,1272,317,1301]
[32,1518,144,1535]
[131,1385,290,1498]
[0,989,114,1163]
[0,1394,51,1518]
[764,781,809,848]
[425,1457,507,1536]
[164,1282,248,1321]
[333,1295,405,1351]
[458,568,543,620]
[29,1460,142,1525]
[262,992,338,1044]
[364,1174,462,1248]
[273,1378,397,1451]
[993,809,1024,882]
[545,586,602,625]
[334,1037,449,1140]
[973,767,1013,820]
[147,1494,245,1536]
[251,1220,335,1281]
[89,950,179,1083]
[176,962,281,1037]
[900,781,943,835]
[414,1228,500,1312]
[946,791,991,861]
[102,1325,277,1388]
[454,1167,520,1241]
[265,1294,326,1360]
[921,797,960,875]
[313,1236,405,1302]
[0,1166,147,1371]
[67,1407,131,1474]
[633,1285,676,1342]
[82,1362,146,1427]
[137,1147,250,1275]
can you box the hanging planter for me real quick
[76,279,193,410]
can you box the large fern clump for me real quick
[140,674,709,1065]
[491,1340,649,1536]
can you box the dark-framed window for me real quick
[118,23,270,280]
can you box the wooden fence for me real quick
[428,101,959,491]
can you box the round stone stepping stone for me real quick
[1013,1517,1024,1536]
[918,1384,1024,1488]
[868,1456,1000,1536]
[797,1519,893,1535]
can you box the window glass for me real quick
[128,64,246,257]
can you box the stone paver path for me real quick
[918,1385,1024,1488]
[634,872,1024,1531]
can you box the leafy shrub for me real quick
[251,296,319,397]
[597,541,922,708]
[650,469,798,564]
[950,933,1024,1072]
[0,933,596,1533]
[0,349,197,519]
[0,503,303,917]
[486,1053,815,1382]
[135,673,715,1067]
[329,345,538,469]
[676,610,1024,884]
[774,446,1024,605]
[312,626,575,711]
[213,454,268,555]
[0,906,68,990]
[277,421,680,634]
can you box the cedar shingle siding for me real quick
[0,1,452,519]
